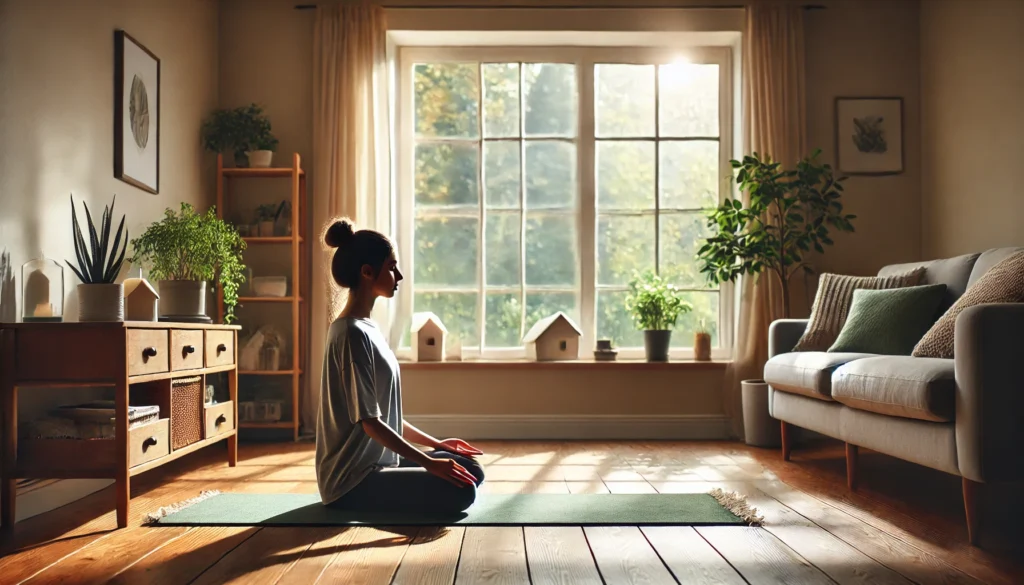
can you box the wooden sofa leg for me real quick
[845,443,859,491]
[963,478,980,546]
[780,421,791,461]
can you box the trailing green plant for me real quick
[625,270,693,331]
[67,195,127,284]
[128,203,247,323]
[200,103,278,165]
[698,149,856,318]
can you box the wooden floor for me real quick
[1,439,1022,584]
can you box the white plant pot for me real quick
[247,150,274,168]
[77,283,124,322]
[742,379,781,447]
[158,280,207,318]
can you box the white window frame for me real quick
[395,45,735,361]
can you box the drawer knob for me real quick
[217,343,227,354]
[142,347,158,358]
[215,414,227,427]
[184,345,196,354]
[143,436,159,450]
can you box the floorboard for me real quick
[584,525,677,585]
[106,527,259,585]
[454,527,530,585]
[391,527,464,585]
[698,526,835,585]
[524,526,603,585]
[641,526,747,585]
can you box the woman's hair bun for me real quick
[324,219,355,248]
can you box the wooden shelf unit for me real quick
[216,153,308,441]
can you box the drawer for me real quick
[170,330,204,371]
[204,401,235,439]
[128,329,169,377]
[129,419,170,468]
[205,330,235,368]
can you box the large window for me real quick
[397,47,733,359]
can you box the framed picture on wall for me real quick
[835,97,903,176]
[114,30,160,193]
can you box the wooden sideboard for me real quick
[0,322,241,529]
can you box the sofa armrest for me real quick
[768,319,809,358]
[954,303,1024,483]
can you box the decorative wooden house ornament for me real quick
[523,312,582,361]
[123,277,159,321]
[411,312,447,362]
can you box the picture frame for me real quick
[114,30,160,194]
[834,97,903,176]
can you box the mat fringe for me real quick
[708,488,764,526]
[144,490,222,525]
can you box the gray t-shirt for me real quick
[315,317,403,505]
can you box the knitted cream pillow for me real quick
[793,269,924,352]
[912,251,1024,359]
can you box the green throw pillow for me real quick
[828,284,947,355]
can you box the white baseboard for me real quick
[5,479,113,525]
[404,414,733,440]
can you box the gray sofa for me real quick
[764,247,1024,545]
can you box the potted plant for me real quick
[200,103,278,168]
[128,203,247,323]
[255,203,279,237]
[67,195,128,322]
[694,319,712,361]
[625,270,693,362]
[698,149,855,446]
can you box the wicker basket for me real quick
[170,376,203,450]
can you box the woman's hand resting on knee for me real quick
[424,457,477,488]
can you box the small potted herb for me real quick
[255,203,279,237]
[67,195,128,322]
[201,103,279,168]
[129,203,247,323]
[625,270,692,362]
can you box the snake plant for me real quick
[67,194,127,284]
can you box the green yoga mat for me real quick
[151,493,745,527]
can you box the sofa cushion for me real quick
[913,250,1024,359]
[792,270,924,352]
[878,252,980,312]
[828,285,947,355]
[832,356,956,422]
[764,352,877,401]
[967,247,1024,288]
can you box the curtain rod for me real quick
[295,4,826,10]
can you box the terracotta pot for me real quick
[694,332,712,361]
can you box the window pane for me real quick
[484,141,519,208]
[414,216,478,286]
[415,143,479,206]
[483,63,519,138]
[660,212,714,289]
[485,292,522,348]
[525,215,577,286]
[486,212,520,286]
[415,63,479,138]
[659,63,719,137]
[526,292,579,333]
[596,290,643,348]
[525,141,576,208]
[671,292,719,348]
[415,291,479,347]
[659,140,718,210]
[523,63,577,137]
[598,215,655,286]
[596,64,655,137]
[597,141,654,210]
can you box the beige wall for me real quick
[0,0,219,520]
[214,0,926,430]
[920,0,1024,258]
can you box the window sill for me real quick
[399,358,730,371]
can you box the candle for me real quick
[33,302,53,317]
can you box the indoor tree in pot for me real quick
[698,148,855,446]
[200,103,279,168]
[625,270,693,362]
[129,203,246,323]
[67,195,128,322]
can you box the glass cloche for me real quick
[22,258,64,323]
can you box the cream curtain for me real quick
[308,2,390,434]
[725,2,807,438]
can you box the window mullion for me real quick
[654,63,661,275]
[518,61,527,344]
[477,62,487,351]
[579,57,596,354]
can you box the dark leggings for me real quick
[329,450,485,515]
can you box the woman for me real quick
[316,219,485,515]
